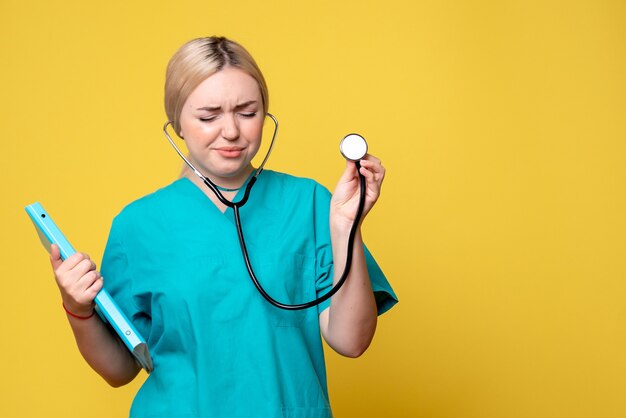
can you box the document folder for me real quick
[25,202,153,373]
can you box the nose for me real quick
[221,113,240,141]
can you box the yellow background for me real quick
[2,0,625,416]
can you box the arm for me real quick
[319,155,385,357]
[50,244,141,386]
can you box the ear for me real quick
[179,131,184,139]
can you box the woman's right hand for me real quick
[49,244,104,318]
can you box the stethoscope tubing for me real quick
[234,162,366,310]
[163,114,366,310]
[163,113,279,208]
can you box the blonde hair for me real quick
[164,36,269,135]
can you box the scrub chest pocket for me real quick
[255,253,316,327]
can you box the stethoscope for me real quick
[163,114,369,310]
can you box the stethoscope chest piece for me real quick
[340,134,368,161]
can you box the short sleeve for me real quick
[100,216,151,339]
[313,183,398,315]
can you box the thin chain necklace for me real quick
[213,171,255,192]
[214,184,242,192]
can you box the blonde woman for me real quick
[50,36,397,417]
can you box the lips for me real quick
[215,146,245,158]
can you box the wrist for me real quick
[62,302,95,320]
[330,219,353,238]
[330,221,362,245]
[330,207,358,229]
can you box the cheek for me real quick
[244,120,264,143]
[181,121,218,141]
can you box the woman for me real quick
[50,36,397,417]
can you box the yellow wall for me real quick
[2,0,625,416]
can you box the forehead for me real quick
[186,67,261,106]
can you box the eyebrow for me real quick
[196,100,258,112]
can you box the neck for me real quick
[183,165,255,192]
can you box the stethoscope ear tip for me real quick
[340,133,368,161]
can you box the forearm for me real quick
[321,227,378,357]
[66,313,141,387]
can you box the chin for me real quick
[213,166,250,179]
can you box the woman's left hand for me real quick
[330,154,385,230]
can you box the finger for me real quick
[49,244,63,270]
[77,269,101,290]
[359,160,385,183]
[360,167,380,194]
[85,277,104,300]
[75,258,97,276]
[359,164,385,197]
[361,154,381,165]
[58,252,90,273]
[358,158,384,174]
[339,160,359,182]
[67,269,100,299]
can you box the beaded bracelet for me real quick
[62,303,95,320]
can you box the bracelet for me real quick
[62,303,95,320]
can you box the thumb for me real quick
[49,244,63,270]
[338,160,359,185]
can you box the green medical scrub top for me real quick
[101,170,397,418]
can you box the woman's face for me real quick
[178,67,264,184]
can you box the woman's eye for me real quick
[199,116,217,122]
[240,112,257,118]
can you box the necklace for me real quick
[213,171,256,192]
[214,184,243,192]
